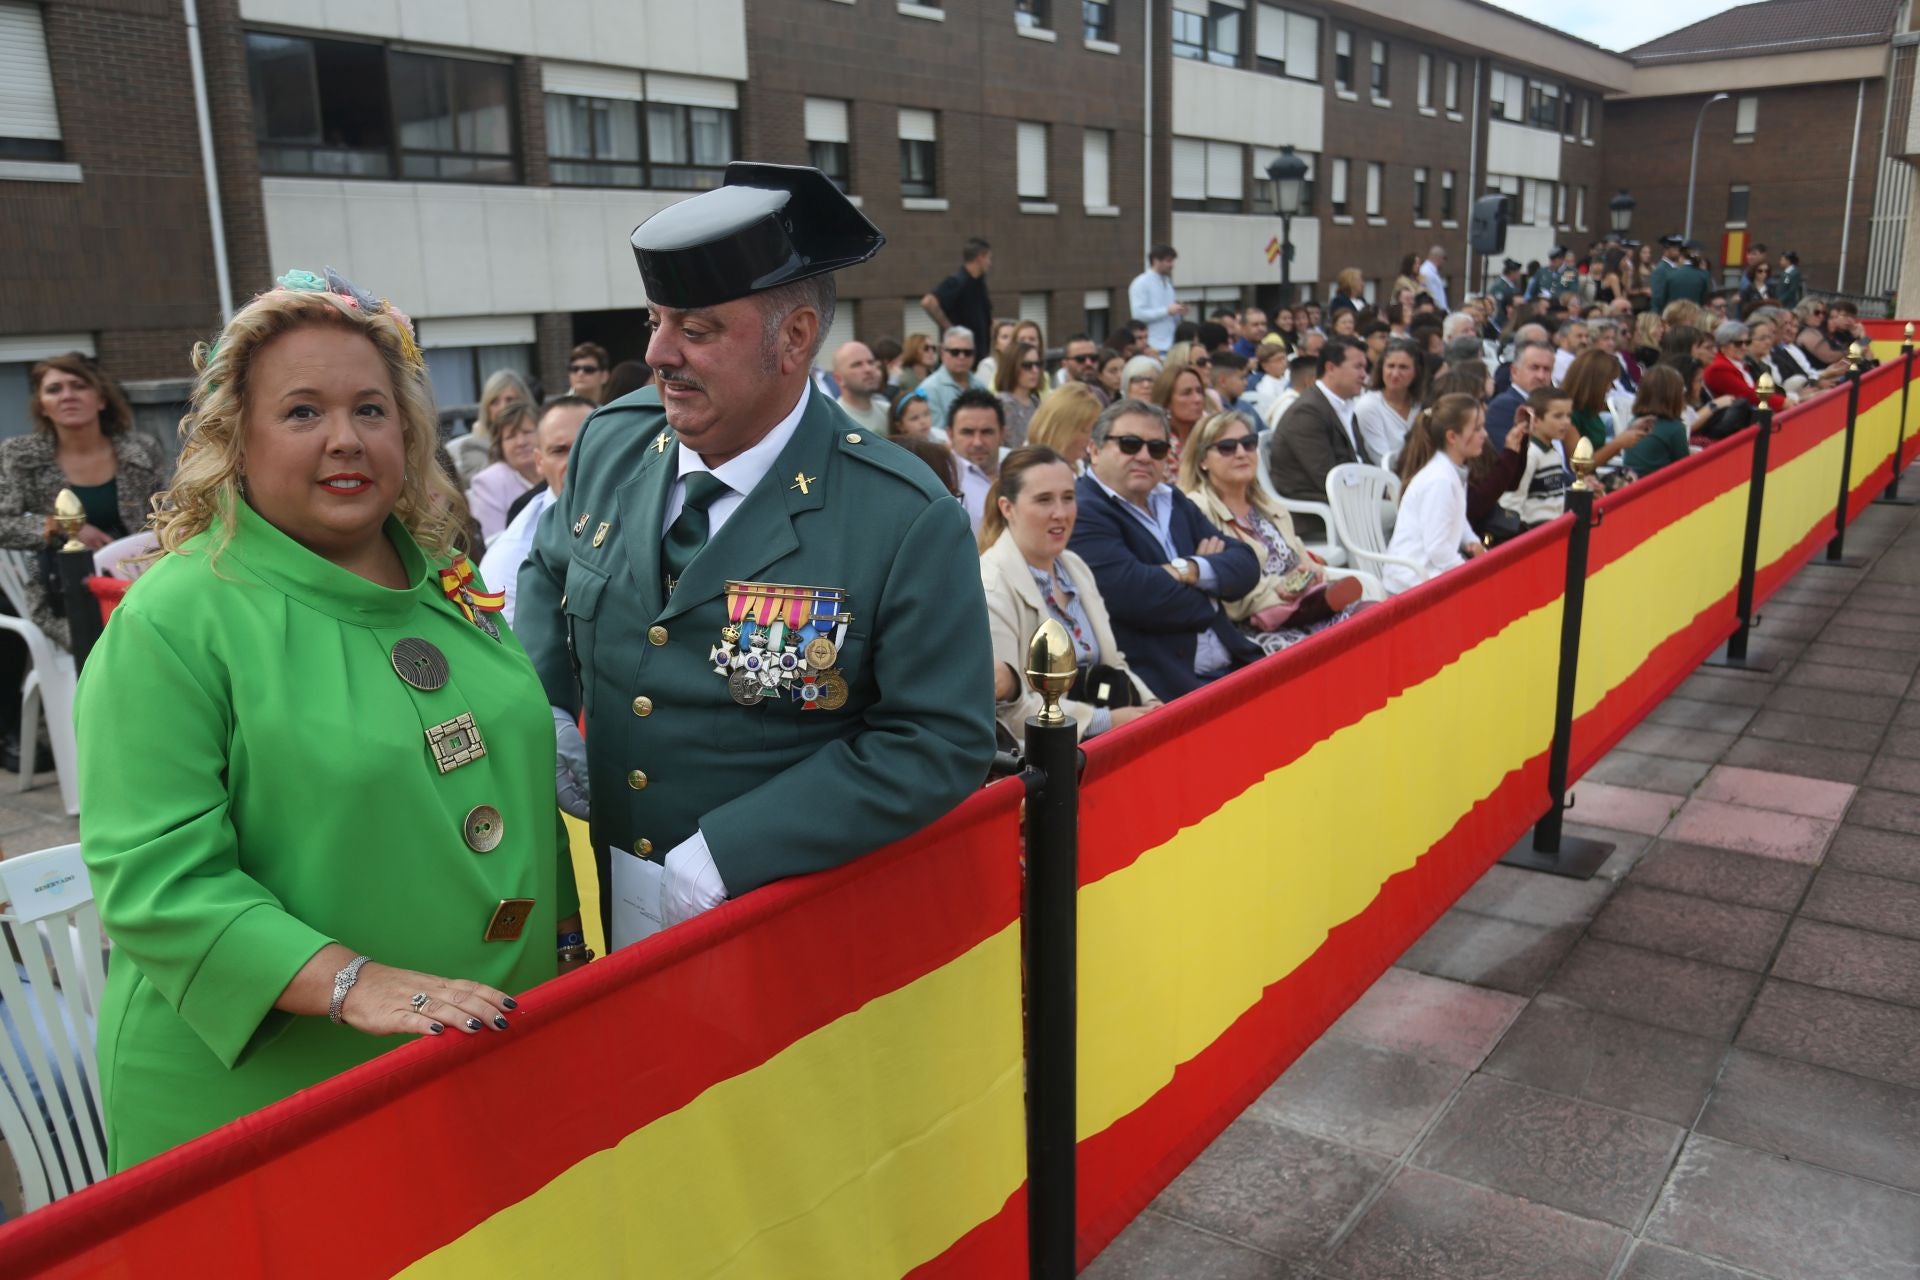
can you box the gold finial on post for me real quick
[1904,321,1914,345]
[53,489,87,553]
[1849,341,1864,371]
[1757,371,1776,397]
[1569,437,1597,492]
[1025,619,1077,728]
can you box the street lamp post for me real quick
[1609,190,1635,236]
[1684,94,1730,242]
[1267,146,1308,306]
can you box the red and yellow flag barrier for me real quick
[1,356,1915,1278]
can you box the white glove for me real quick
[661,832,729,926]
[553,706,590,820]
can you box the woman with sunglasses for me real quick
[1180,413,1365,653]
[992,340,1047,446]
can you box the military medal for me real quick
[572,513,591,537]
[816,668,849,711]
[438,555,506,641]
[727,670,764,706]
[715,581,852,705]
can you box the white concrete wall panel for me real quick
[1485,120,1560,182]
[1172,211,1320,290]
[1171,60,1323,152]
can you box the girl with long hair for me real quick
[1384,393,1488,593]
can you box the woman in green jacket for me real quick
[77,271,581,1172]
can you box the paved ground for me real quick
[1086,490,1920,1279]
[0,767,77,856]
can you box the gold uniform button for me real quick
[627,770,648,790]
[845,432,860,443]
[463,804,504,853]
[632,695,653,716]
[633,837,653,856]
[648,625,668,646]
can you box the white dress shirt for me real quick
[477,485,554,627]
[1128,268,1180,352]
[1419,259,1450,312]
[1315,380,1366,461]
[958,457,995,533]
[1383,451,1470,594]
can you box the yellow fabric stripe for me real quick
[401,923,1026,1280]
[563,814,605,957]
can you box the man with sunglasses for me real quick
[1070,400,1260,701]
[1056,334,1110,404]
[918,326,990,433]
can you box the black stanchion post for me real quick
[51,489,102,671]
[1703,377,1781,673]
[1021,620,1080,1280]
[1876,324,1919,506]
[1811,343,1871,568]
[1502,444,1615,880]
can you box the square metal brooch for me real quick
[426,713,487,774]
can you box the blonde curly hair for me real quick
[156,287,463,561]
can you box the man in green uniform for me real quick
[517,163,996,948]
[1651,234,1713,312]
[1526,245,1577,303]
[1777,250,1805,308]
[1486,258,1523,332]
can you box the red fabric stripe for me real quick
[906,1186,1028,1279]
[0,785,1025,1280]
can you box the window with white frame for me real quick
[1253,4,1318,81]
[1579,94,1592,139]
[1417,53,1432,110]
[804,98,850,191]
[1444,59,1460,113]
[1369,39,1387,101]
[1488,172,1520,224]
[1172,136,1244,212]
[1413,166,1428,220]
[1554,181,1566,227]
[1015,0,1050,30]
[1085,289,1111,343]
[1526,79,1560,132]
[899,107,937,197]
[1441,168,1455,220]
[0,2,64,163]
[1365,161,1382,217]
[1487,69,1522,122]
[1017,121,1049,199]
[1172,0,1243,67]
[1333,30,1352,93]
[1734,95,1757,141]
[1082,0,1115,43]
[1329,156,1348,216]
[1727,183,1749,228]
[1082,127,1110,208]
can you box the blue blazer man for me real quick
[1069,471,1263,701]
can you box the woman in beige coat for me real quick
[979,447,1158,741]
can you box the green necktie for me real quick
[662,471,730,593]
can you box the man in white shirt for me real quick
[1418,245,1450,312]
[479,395,591,625]
[831,340,890,432]
[949,388,1005,532]
[1127,243,1187,353]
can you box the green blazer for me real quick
[1652,262,1712,312]
[517,385,996,937]
[78,502,575,1171]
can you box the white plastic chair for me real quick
[93,532,158,581]
[0,843,109,1209]
[1325,464,1424,585]
[1325,565,1386,602]
[0,554,77,817]
[1257,431,1347,567]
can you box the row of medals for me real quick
[710,617,850,710]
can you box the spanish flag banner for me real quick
[0,358,1913,1278]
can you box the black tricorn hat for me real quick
[1501,258,1523,273]
[1548,244,1570,259]
[1660,233,1687,247]
[631,162,885,309]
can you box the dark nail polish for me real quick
[493,1015,510,1030]
[465,1017,482,1031]
[502,997,518,1010]
[428,1022,444,1035]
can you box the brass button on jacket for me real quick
[463,805,504,853]
[632,695,653,716]
[633,837,653,856]
[627,770,648,790]
[647,625,668,646]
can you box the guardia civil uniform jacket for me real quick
[516,385,997,938]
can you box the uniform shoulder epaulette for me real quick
[576,389,668,459]
[835,429,951,503]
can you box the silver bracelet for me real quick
[328,954,371,1024]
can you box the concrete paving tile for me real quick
[1628,841,1815,913]
[1801,867,1920,941]
[1557,781,1680,836]
[1411,1076,1683,1228]
[1664,797,1835,864]
[1250,1038,1467,1158]
[1737,979,1920,1091]
[1589,884,1790,972]
[1584,750,1714,796]
[1846,582,1920,615]
[1617,723,1736,764]
[1827,823,1920,884]
[1644,1133,1920,1280]
[1762,683,1899,725]
[1818,622,1920,652]
[1542,939,1763,1041]
[0,818,81,857]
[1863,754,1920,796]
[1573,823,1660,879]
[1696,1048,1920,1196]
[1828,607,1920,633]
[1326,968,1525,1070]
[1323,1168,1624,1280]
[1673,673,1778,708]
[1480,995,1725,1128]
[1894,700,1920,729]
[1781,660,1912,697]
[1152,1114,1390,1262]
[1802,641,1920,674]
[1396,910,1580,997]
[1746,709,1885,752]
[1879,727,1920,758]
[1844,786,1920,835]
[1617,1241,1772,1280]
[1692,764,1856,820]
[1721,734,1872,783]
[1082,1210,1294,1280]
[1646,697,1757,735]
[1454,864,1615,929]
[1771,918,1920,1009]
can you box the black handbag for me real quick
[1695,398,1753,442]
[1070,663,1143,709]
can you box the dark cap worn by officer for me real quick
[517,162,996,947]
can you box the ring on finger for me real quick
[410,992,430,1013]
